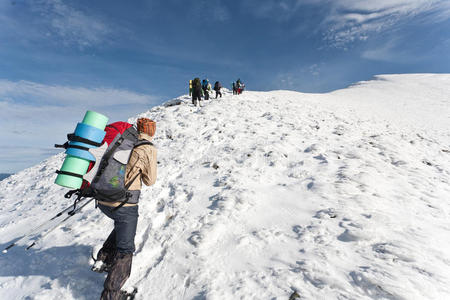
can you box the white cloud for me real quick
[43,0,110,47]
[242,0,450,47]
[324,0,450,47]
[0,80,160,173]
[0,80,154,107]
[2,0,112,48]
[360,38,420,63]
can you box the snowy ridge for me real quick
[0,74,449,299]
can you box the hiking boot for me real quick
[92,247,116,273]
[100,252,133,300]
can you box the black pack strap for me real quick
[67,133,103,147]
[56,170,84,179]
[135,140,154,147]
[55,143,90,152]
[69,194,83,215]
[68,187,95,214]
[67,144,90,151]
[55,141,69,149]
[113,192,132,211]
[125,170,141,190]
[64,189,80,199]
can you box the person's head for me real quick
[137,118,156,137]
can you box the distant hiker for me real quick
[92,118,157,300]
[236,79,244,95]
[214,81,222,98]
[202,79,211,100]
[232,82,237,95]
[192,77,202,106]
[236,79,241,95]
[238,82,245,94]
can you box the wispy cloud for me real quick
[0,80,154,106]
[33,0,111,48]
[0,0,112,49]
[322,0,450,47]
[360,38,421,63]
[0,80,160,173]
[242,0,450,47]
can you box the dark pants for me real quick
[98,204,139,300]
[202,88,209,100]
[99,204,139,253]
[192,92,201,105]
[215,90,222,98]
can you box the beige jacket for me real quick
[125,133,157,190]
[98,133,157,207]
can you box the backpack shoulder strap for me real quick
[134,140,154,148]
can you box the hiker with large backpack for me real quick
[202,79,211,100]
[192,77,202,106]
[214,81,222,98]
[89,118,157,300]
[2,113,157,299]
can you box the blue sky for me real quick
[0,0,449,173]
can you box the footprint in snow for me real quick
[292,225,304,239]
[188,231,202,247]
[156,200,165,212]
[349,271,399,300]
[333,125,346,136]
[313,208,337,219]
[313,154,328,164]
[372,243,415,263]
[337,219,369,243]
[304,144,318,153]
[337,229,360,242]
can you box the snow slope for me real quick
[0,74,449,300]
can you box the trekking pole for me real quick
[25,197,95,250]
[2,196,92,253]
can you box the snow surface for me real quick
[0,74,449,300]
